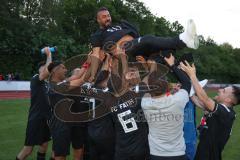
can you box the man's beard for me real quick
[104,21,111,27]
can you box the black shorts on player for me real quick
[25,118,51,146]
[48,117,86,157]
[24,74,51,146]
[88,114,115,160]
[48,84,87,157]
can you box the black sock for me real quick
[37,152,46,160]
[16,157,20,160]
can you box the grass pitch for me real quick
[0,92,240,159]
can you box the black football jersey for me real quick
[28,74,51,120]
[90,20,139,48]
[109,91,148,156]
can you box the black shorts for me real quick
[24,118,51,146]
[150,155,187,160]
[49,117,86,157]
[71,125,86,149]
[114,153,148,160]
[88,137,115,160]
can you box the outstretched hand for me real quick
[180,61,196,78]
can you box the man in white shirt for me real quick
[141,54,190,160]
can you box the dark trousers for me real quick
[125,35,186,57]
[115,154,148,160]
[150,154,187,160]
[89,137,115,160]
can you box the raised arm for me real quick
[164,54,191,94]
[180,61,215,111]
[83,47,102,82]
[39,47,52,80]
[142,59,157,85]
[138,59,169,98]
[110,52,128,83]
[136,56,149,72]
[52,80,107,101]
[101,53,111,72]
[118,53,128,77]
[191,95,205,109]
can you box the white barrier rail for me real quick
[0,81,30,91]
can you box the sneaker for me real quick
[179,19,199,49]
[190,79,208,97]
[102,87,109,92]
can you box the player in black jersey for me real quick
[51,52,169,160]
[16,47,52,160]
[86,54,116,160]
[47,65,88,160]
[85,7,199,83]
[181,61,240,160]
[109,56,166,160]
[106,53,164,160]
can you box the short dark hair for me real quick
[97,7,109,15]
[148,71,168,96]
[232,85,240,105]
[47,61,62,73]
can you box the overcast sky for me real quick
[140,0,240,48]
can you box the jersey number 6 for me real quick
[118,110,138,133]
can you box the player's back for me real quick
[110,91,149,157]
[29,74,50,120]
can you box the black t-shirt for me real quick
[48,82,90,123]
[48,81,112,123]
[68,96,91,114]
[47,81,71,130]
[90,20,139,48]
[71,83,149,156]
[47,82,66,111]
[109,90,149,156]
[67,96,91,127]
[49,81,149,156]
[87,87,115,140]
[195,103,236,160]
[88,114,115,140]
[28,74,51,120]
[48,81,90,113]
